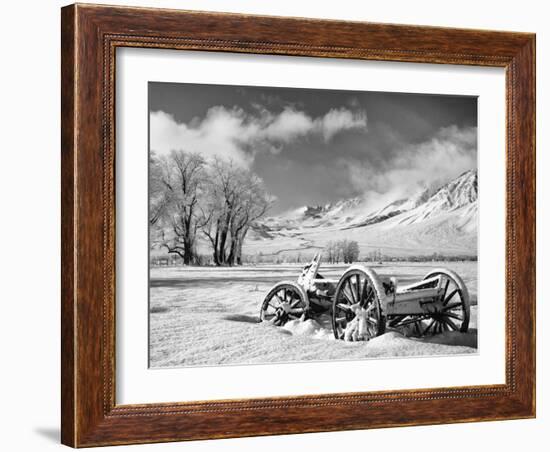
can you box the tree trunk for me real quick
[183,238,192,265]
[218,217,230,264]
[235,226,249,266]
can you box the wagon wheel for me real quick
[389,269,470,336]
[259,283,308,326]
[332,268,385,341]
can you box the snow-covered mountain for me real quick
[261,196,364,230]
[247,170,478,257]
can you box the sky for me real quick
[149,82,477,215]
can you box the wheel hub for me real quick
[279,301,291,313]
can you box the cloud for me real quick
[319,108,367,141]
[150,105,367,167]
[344,125,477,211]
[263,108,314,142]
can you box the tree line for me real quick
[325,239,360,264]
[150,150,272,266]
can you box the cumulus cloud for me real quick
[150,105,367,166]
[344,125,477,212]
[320,108,369,141]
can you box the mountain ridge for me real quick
[246,169,478,258]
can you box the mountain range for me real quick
[245,169,478,258]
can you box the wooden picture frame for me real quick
[61,3,535,447]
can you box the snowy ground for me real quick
[149,262,478,368]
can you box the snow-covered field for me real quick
[149,261,478,368]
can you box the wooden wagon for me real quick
[259,253,470,341]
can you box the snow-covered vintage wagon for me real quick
[259,254,470,341]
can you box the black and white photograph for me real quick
[148,82,479,368]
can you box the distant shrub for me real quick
[325,239,359,263]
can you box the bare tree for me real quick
[150,150,206,265]
[325,239,359,264]
[325,241,339,264]
[149,151,167,226]
[344,240,360,263]
[339,239,360,263]
[201,158,272,266]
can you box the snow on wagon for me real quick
[259,254,470,341]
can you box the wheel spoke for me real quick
[364,303,377,315]
[422,319,436,335]
[363,286,374,308]
[441,316,459,331]
[340,289,353,305]
[444,289,459,305]
[360,277,368,302]
[443,301,462,311]
[444,312,463,321]
[395,316,428,327]
[347,278,356,303]
[336,303,352,312]
[272,295,283,306]
[355,275,361,303]
[441,278,450,301]
[389,315,406,327]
